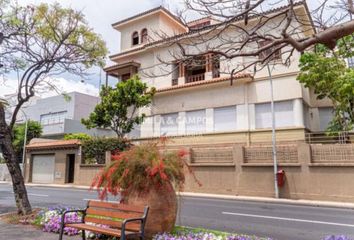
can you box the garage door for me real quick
[32,155,55,183]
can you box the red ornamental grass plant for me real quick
[91,139,199,200]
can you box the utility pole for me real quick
[19,110,29,179]
[22,119,28,173]
[267,64,279,199]
[0,32,3,68]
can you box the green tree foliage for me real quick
[1,2,108,129]
[298,38,354,132]
[82,137,130,164]
[12,121,42,160]
[64,133,92,141]
[82,75,155,137]
[0,1,107,215]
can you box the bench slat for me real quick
[88,201,145,213]
[84,216,141,231]
[65,223,136,237]
[86,208,142,219]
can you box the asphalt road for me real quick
[1,183,354,240]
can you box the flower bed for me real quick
[34,206,81,236]
[154,226,272,240]
[29,207,353,240]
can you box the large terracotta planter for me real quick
[124,183,177,238]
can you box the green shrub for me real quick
[82,137,130,164]
[64,133,92,141]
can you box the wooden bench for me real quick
[59,200,149,240]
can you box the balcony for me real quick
[186,73,205,83]
[104,61,140,83]
[173,53,220,86]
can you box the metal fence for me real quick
[305,131,354,144]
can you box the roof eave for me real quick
[156,74,253,93]
[112,6,187,31]
[109,2,311,60]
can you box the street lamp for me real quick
[266,64,279,199]
[17,109,29,178]
[0,32,3,68]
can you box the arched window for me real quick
[141,28,148,44]
[132,31,139,46]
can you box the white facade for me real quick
[23,92,114,138]
[107,5,333,139]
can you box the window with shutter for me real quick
[255,100,294,129]
[185,110,206,134]
[258,40,281,61]
[214,106,237,132]
[160,113,179,136]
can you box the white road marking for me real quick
[222,211,354,228]
[28,193,49,197]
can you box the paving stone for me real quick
[0,220,81,240]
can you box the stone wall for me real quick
[183,143,354,203]
[24,142,354,203]
[25,149,111,186]
[0,164,22,181]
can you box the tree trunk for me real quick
[0,105,32,215]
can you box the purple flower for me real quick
[41,206,81,236]
[153,231,272,240]
[323,236,353,240]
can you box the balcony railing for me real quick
[186,73,205,83]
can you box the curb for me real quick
[178,192,354,210]
[0,181,90,190]
[25,183,90,190]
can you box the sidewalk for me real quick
[0,220,80,240]
[2,181,354,210]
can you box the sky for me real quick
[0,0,327,99]
[0,0,182,98]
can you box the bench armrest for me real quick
[61,209,86,226]
[121,217,145,232]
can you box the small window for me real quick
[319,107,334,131]
[258,40,281,61]
[132,31,139,46]
[214,106,237,132]
[255,101,294,129]
[185,109,206,134]
[161,113,179,136]
[141,28,148,44]
[40,111,67,125]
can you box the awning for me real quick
[104,61,141,78]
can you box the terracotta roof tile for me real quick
[156,73,253,93]
[109,1,307,60]
[26,139,81,151]
[112,6,186,28]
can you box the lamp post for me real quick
[0,32,3,68]
[18,109,29,179]
[266,64,279,199]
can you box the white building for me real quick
[23,92,114,138]
[104,3,334,145]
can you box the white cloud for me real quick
[0,76,99,99]
[2,0,183,96]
